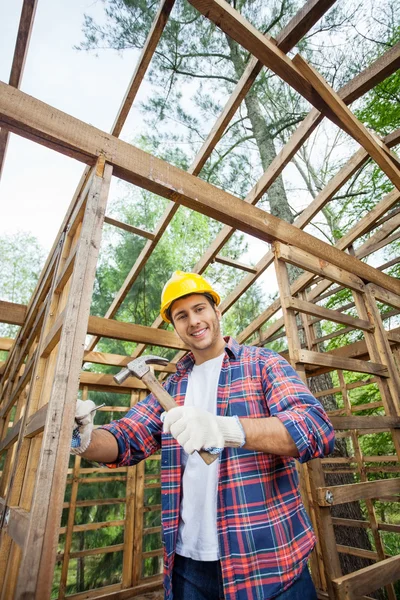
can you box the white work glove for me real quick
[70,399,97,455]
[162,406,245,455]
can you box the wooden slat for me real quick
[24,403,48,438]
[317,478,400,506]
[104,216,155,240]
[294,54,400,189]
[0,418,22,453]
[87,315,188,350]
[214,255,257,273]
[330,416,400,430]
[275,243,366,292]
[0,301,26,327]
[79,371,146,391]
[2,84,400,296]
[111,0,176,137]
[0,0,38,178]
[293,348,388,377]
[284,296,373,332]
[82,350,176,372]
[40,309,65,358]
[332,555,400,599]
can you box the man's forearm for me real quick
[80,428,119,463]
[240,417,299,457]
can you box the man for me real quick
[72,271,335,600]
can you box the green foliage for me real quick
[0,231,45,338]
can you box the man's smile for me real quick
[191,327,208,338]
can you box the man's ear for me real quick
[215,307,222,321]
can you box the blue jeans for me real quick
[171,554,317,600]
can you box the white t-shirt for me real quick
[175,353,224,561]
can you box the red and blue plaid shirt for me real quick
[102,337,335,600]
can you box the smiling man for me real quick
[72,271,335,600]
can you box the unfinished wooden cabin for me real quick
[0,0,399,598]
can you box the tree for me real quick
[0,232,45,339]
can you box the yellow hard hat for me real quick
[160,271,220,323]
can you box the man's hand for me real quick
[71,399,97,455]
[163,406,245,455]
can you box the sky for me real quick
[0,0,149,250]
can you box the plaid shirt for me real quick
[102,337,335,600]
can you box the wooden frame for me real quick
[1,0,400,598]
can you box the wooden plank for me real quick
[111,0,176,137]
[332,555,400,598]
[40,309,65,358]
[79,371,146,391]
[0,0,38,178]
[2,84,399,296]
[293,54,400,189]
[284,296,373,332]
[104,216,155,240]
[190,0,337,175]
[87,315,188,350]
[369,284,400,311]
[54,245,77,294]
[83,350,176,372]
[275,243,366,292]
[214,255,257,274]
[186,0,339,115]
[24,403,47,438]
[0,301,26,327]
[0,418,22,453]
[330,416,400,430]
[355,211,400,260]
[317,478,400,506]
[340,41,400,104]
[293,348,388,377]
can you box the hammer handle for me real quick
[141,370,218,466]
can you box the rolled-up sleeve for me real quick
[100,393,163,468]
[262,354,335,463]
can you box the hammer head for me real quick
[114,355,169,385]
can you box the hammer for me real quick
[113,355,218,465]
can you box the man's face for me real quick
[170,294,224,362]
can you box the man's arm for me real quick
[240,417,299,457]
[80,428,119,463]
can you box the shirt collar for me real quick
[176,336,240,373]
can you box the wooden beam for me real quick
[3,506,30,549]
[79,371,146,392]
[333,555,400,598]
[104,216,155,240]
[83,350,176,372]
[330,416,400,430]
[293,348,388,377]
[0,300,27,326]
[339,41,400,105]
[293,54,400,189]
[317,478,400,506]
[1,83,398,296]
[284,297,373,332]
[0,0,38,178]
[87,315,187,350]
[111,0,176,137]
[214,255,257,273]
[186,0,337,114]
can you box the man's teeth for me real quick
[192,328,206,337]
